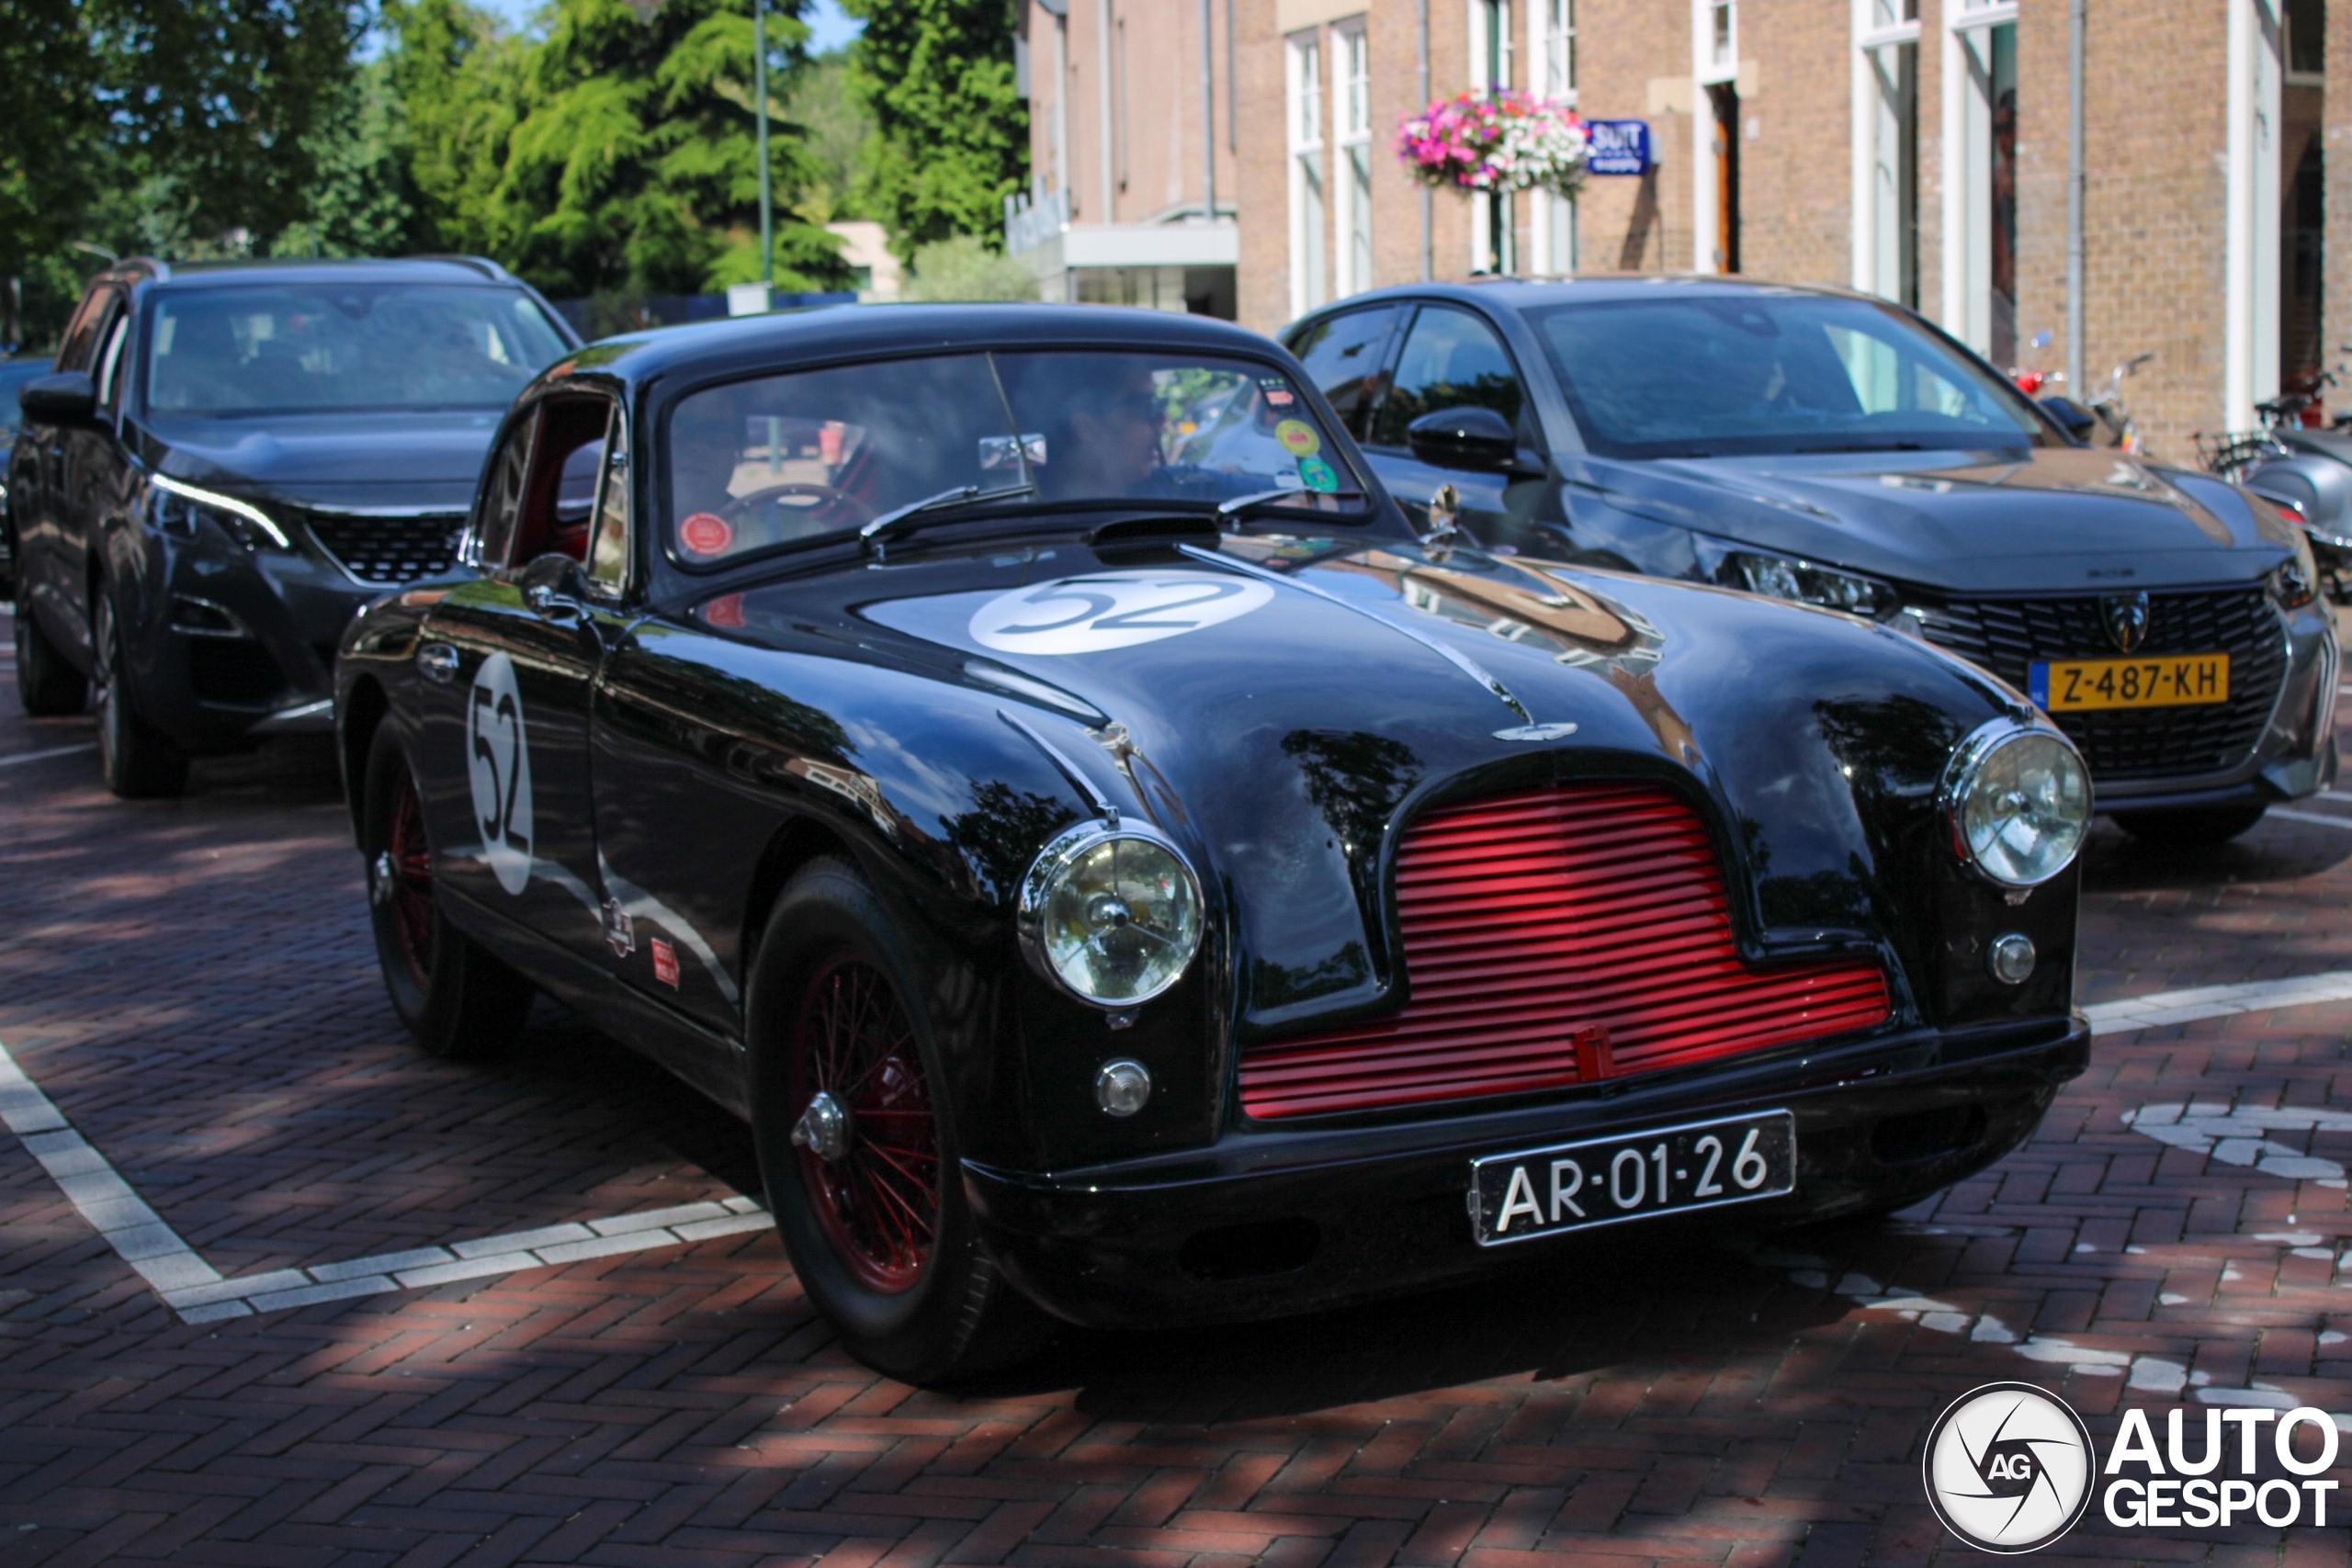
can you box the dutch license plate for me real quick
[1468,1110,1796,1247]
[2028,653,2229,711]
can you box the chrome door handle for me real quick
[416,642,459,683]
[526,584,589,621]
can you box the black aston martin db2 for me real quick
[334,304,2094,1381]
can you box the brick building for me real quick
[1016,1,2347,460]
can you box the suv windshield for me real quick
[1525,293,2048,458]
[665,349,1354,565]
[145,285,571,416]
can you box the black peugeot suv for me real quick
[7,256,580,795]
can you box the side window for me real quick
[1287,305,1399,438]
[586,405,631,594]
[55,288,120,373]
[1366,306,1530,449]
[472,409,537,570]
[510,395,614,567]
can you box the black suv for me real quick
[8,256,579,795]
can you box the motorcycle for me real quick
[2205,360,2352,604]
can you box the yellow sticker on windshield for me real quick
[1274,419,1321,457]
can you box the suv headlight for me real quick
[1941,720,2090,887]
[146,474,291,550]
[1694,537,1897,617]
[1017,821,1204,1008]
[2270,530,2319,609]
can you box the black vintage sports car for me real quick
[335,304,2094,1382]
[1285,278,2337,847]
[7,256,578,795]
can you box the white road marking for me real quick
[2121,1101,2352,1187]
[2082,968,2352,1033]
[0,743,96,769]
[0,1036,770,1324]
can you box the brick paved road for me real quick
[4,608,2350,1566]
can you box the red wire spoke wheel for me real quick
[383,766,436,990]
[790,953,940,1293]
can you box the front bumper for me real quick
[965,1015,2089,1330]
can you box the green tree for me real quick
[901,235,1033,302]
[493,0,847,298]
[272,60,424,260]
[840,0,1026,259]
[381,0,529,258]
[785,48,874,226]
[0,0,106,344]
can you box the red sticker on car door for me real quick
[680,512,734,556]
[651,939,680,987]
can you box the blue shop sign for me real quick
[1586,119,1653,176]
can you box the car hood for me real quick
[138,409,503,513]
[697,533,2018,1032]
[1573,445,2291,593]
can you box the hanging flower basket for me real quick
[1396,89,1590,197]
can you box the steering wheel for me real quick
[721,483,875,531]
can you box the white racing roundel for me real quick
[968,570,1276,655]
[1922,1382,2095,1553]
[466,651,535,897]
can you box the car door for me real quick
[413,389,626,969]
[1360,303,1548,548]
[23,285,122,666]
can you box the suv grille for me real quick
[1909,588,2285,780]
[304,512,466,586]
[1236,784,1892,1120]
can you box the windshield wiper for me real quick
[860,481,1037,556]
[1216,487,1367,518]
[1787,440,1927,454]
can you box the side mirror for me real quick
[2039,395,2098,443]
[19,371,96,424]
[1407,405,1532,473]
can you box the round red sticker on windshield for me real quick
[680,512,734,556]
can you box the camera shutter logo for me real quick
[1922,1382,2095,1553]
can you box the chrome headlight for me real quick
[1016,821,1204,1008]
[1695,537,1897,617]
[1942,720,2091,887]
[145,474,291,551]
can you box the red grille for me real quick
[1238,784,1893,1119]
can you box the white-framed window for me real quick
[1939,3,2018,366]
[1706,0,1736,77]
[1532,0,1577,275]
[1287,33,1329,316]
[1469,0,1515,274]
[1335,24,1374,297]
[1691,0,1738,274]
[1850,0,1920,307]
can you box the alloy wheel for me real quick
[379,766,435,989]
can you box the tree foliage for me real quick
[840,0,1026,259]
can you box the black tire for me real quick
[2109,803,2268,847]
[12,588,88,716]
[747,857,1052,1384]
[92,592,188,798]
[361,721,534,1059]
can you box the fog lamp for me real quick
[1943,721,2090,887]
[1987,932,2037,985]
[1017,821,1204,1007]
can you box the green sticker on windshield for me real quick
[1298,456,1339,492]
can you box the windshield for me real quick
[663,349,1353,566]
[144,285,571,416]
[1526,293,2048,458]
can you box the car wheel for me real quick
[92,592,188,798]
[361,722,534,1059]
[2109,803,2268,847]
[749,858,1052,1384]
[12,585,88,716]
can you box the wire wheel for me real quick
[382,766,435,990]
[790,953,940,1293]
